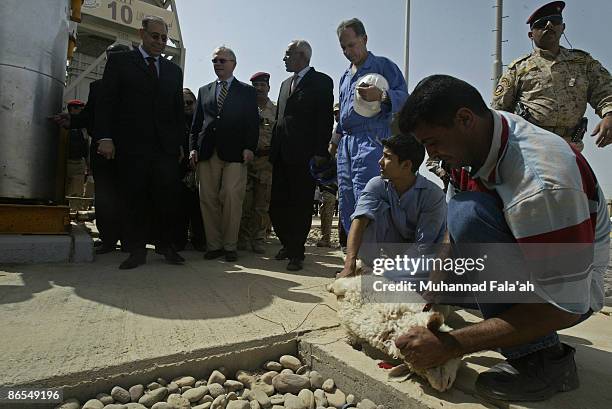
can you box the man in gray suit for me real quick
[189,46,259,262]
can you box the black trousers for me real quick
[174,182,205,249]
[269,160,316,260]
[90,145,122,246]
[116,152,179,255]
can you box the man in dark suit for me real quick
[53,43,131,255]
[189,46,259,262]
[95,16,185,269]
[270,40,334,271]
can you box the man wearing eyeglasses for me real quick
[189,47,259,262]
[95,16,185,269]
[492,1,612,151]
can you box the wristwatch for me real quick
[381,90,390,105]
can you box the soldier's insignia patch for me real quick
[494,77,509,97]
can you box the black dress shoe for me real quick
[225,250,238,262]
[286,258,303,271]
[119,253,146,270]
[95,245,115,255]
[163,248,185,264]
[275,247,288,260]
[204,249,226,260]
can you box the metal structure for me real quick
[64,0,185,102]
[0,0,70,202]
[492,0,505,89]
[403,0,411,85]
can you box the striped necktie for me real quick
[217,80,228,112]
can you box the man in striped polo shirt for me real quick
[394,75,609,401]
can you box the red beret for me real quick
[250,72,270,83]
[67,99,85,107]
[526,1,565,25]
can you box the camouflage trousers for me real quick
[319,190,337,243]
[239,156,273,244]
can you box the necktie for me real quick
[217,80,228,112]
[146,56,158,79]
[290,74,299,94]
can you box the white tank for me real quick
[0,0,70,201]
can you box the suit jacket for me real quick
[270,68,334,165]
[190,79,259,163]
[71,79,100,136]
[95,49,184,156]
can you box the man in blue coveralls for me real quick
[336,18,409,234]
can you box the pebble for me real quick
[129,385,144,402]
[156,378,168,387]
[96,393,114,405]
[147,382,162,390]
[346,394,355,404]
[151,403,173,409]
[207,383,226,398]
[280,368,294,375]
[224,380,244,392]
[248,388,271,408]
[296,365,310,376]
[101,405,126,409]
[264,361,283,372]
[298,389,315,409]
[195,380,206,387]
[183,386,209,402]
[284,395,307,409]
[356,399,376,409]
[57,399,80,409]
[227,401,250,409]
[322,379,335,393]
[173,376,196,387]
[226,391,238,401]
[236,370,255,387]
[325,388,346,409]
[192,403,213,409]
[251,380,275,396]
[167,382,179,394]
[249,400,261,409]
[260,371,278,385]
[309,371,324,390]
[83,399,104,409]
[125,404,147,409]
[208,370,227,385]
[279,355,302,371]
[313,389,327,407]
[138,387,167,407]
[269,394,284,405]
[198,395,214,405]
[211,394,226,409]
[271,373,310,394]
[180,386,193,393]
[166,393,191,409]
[111,387,131,404]
[271,406,284,409]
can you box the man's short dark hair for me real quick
[142,15,168,31]
[337,18,367,37]
[382,133,425,174]
[398,75,489,134]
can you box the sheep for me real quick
[328,275,461,392]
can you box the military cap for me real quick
[526,1,565,25]
[250,72,270,83]
[67,99,85,107]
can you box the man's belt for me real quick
[542,119,588,142]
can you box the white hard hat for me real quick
[353,73,389,118]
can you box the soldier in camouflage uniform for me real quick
[492,1,612,151]
[238,72,277,254]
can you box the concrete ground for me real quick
[1,234,612,408]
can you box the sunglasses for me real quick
[531,15,563,30]
[146,31,168,42]
[212,58,234,64]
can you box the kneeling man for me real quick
[395,75,610,401]
[338,133,447,278]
